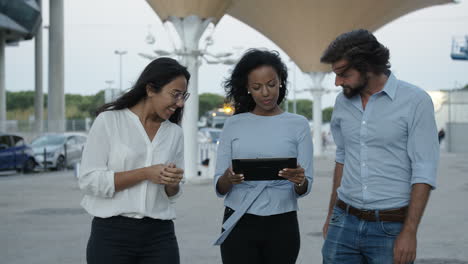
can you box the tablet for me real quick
[232,157,297,181]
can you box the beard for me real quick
[342,76,368,99]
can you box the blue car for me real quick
[0,133,36,173]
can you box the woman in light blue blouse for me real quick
[213,49,314,264]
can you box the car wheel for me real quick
[55,155,66,171]
[23,158,36,173]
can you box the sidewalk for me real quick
[1,152,467,263]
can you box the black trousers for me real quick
[86,216,179,264]
[220,207,300,264]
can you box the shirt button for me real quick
[362,121,366,125]
[363,185,368,190]
[362,162,366,167]
[361,142,365,146]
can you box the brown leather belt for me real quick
[336,200,407,222]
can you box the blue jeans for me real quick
[322,206,412,264]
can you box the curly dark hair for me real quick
[224,49,288,115]
[320,29,390,75]
[96,57,190,124]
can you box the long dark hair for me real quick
[96,57,190,124]
[224,49,288,115]
[320,29,390,75]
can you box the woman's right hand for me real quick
[223,167,244,184]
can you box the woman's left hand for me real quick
[278,165,306,186]
[161,163,184,186]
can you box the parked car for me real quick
[0,133,36,173]
[31,133,87,170]
[198,127,222,144]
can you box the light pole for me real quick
[114,50,127,93]
[105,80,114,89]
[104,80,117,104]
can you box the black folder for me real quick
[232,158,297,181]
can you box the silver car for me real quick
[32,133,87,170]
[198,128,222,144]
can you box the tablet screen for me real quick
[232,157,297,181]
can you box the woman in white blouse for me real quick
[78,57,190,264]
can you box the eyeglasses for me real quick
[168,90,190,102]
[148,83,190,102]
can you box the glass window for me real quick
[67,137,77,145]
[0,135,12,147]
[13,136,25,146]
[31,135,67,147]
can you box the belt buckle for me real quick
[358,209,374,220]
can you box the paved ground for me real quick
[1,152,467,264]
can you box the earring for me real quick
[247,91,251,94]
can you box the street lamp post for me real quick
[104,80,118,104]
[114,50,127,93]
[105,80,114,89]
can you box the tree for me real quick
[282,99,333,122]
[280,99,313,119]
[6,90,105,120]
[6,91,36,110]
[322,107,334,122]
[463,84,468,90]
[199,93,225,117]
[281,99,311,119]
[65,92,105,118]
[75,91,105,117]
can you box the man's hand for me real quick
[393,229,417,264]
[322,217,331,239]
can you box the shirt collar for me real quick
[380,72,397,101]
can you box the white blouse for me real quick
[78,108,184,220]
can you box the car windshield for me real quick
[31,135,66,147]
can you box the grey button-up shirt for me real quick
[331,73,439,210]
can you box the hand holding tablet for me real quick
[278,165,306,187]
[232,158,298,181]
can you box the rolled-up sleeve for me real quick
[407,94,439,189]
[168,130,184,201]
[78,113,115,198]
[331,96,345,164]
[296,120,314,198]
[214,119,232,198]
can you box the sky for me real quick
[5,0,468,108]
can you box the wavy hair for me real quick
[320,29,390,75]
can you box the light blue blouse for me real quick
[213,112,313,245]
